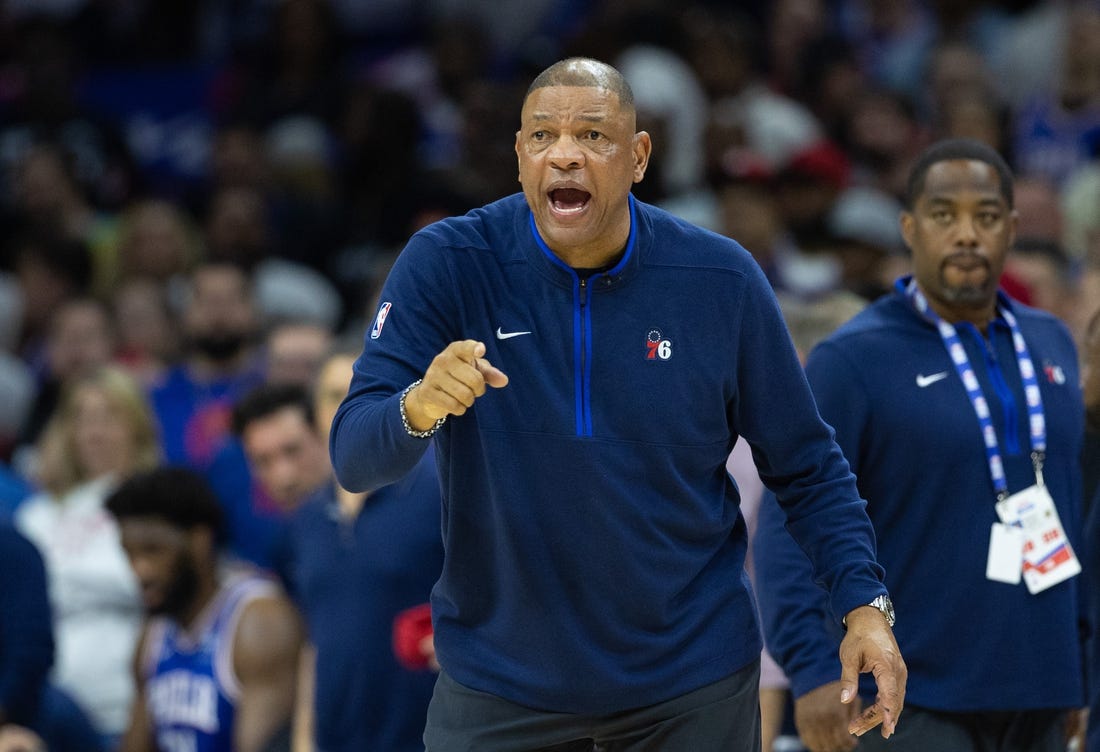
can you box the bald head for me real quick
[526,57,635,113]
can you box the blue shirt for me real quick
[149,365,264,471]
[140,575,279,752]
[277,450,443,752]
[755,283,1084,711]
[331,193,886,713]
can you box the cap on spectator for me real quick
[828,186,905,254]
[779,140,851,190]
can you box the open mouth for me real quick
[549,188,591,215]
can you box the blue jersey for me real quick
[140,575,278,752]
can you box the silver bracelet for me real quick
[399,379,446,438]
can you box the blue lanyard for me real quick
[903,278,1046,501]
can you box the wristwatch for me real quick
[867,594,895,627]
[844,594,895,628]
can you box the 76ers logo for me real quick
[645,329,672,361]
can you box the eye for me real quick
[930,209,952,224]
[584,130,602,141]
[531,130,548,141]
[976,211,1001,226]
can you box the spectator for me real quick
[107,467,303,752]
[15,297,116,472]
[263,319,334,389]
[149,261,264,470]
[277,351,443,752]
[1012,3,1100,188]
[110,277,181,388]
[110,199,203,292]
[7,230,94,371]
[232,384,331,513]
[201,319,335,569]
[15,366,160,743]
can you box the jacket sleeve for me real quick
[730,264,886,625]
[0,523,54,724]
[753,488,844,698]
[330,233,461,492]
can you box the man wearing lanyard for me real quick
[754,138,1085,752]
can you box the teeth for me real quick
[553,202,586,215]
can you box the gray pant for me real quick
[856,704,1068,752]
[423,660,761,752]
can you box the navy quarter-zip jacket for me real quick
[331,193,887,713]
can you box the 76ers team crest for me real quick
[370,301,392,339]
[645,329,673,361]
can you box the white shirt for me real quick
[16,475,143,736]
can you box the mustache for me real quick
[941,252,989,269]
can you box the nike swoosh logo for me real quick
[916,371,949,388]
[496,327,532,340]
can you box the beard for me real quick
[938,255,996,307]
[150,551,201,619]
[190,332,250,363]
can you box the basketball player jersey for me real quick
[140,574,278,752]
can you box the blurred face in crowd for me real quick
[183,264,257,364]
[314,353,355,443]
[119,200,196,282]
[516,61,651,267]
[240,405,330,510]
[265,322,334,388]
[902,159,1016,323]
[47,299,115,381]
[71,382,139,479]
[118,516,203,618]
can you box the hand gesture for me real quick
[405,340,509,431]
[838,605,907,740]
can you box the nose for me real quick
[954,213,979,247]
[547,135,584,170]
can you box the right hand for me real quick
[794,680,861,752]
[405,340,509,431]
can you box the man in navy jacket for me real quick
[755,139,1085,752]
[332,56,906,751]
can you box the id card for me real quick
[995,485,1080,594]
[986,522,1023,585]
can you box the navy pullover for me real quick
[755,282,1085,711]
[331,193,887,713]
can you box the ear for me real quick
[899,210,915,253]
[1007,208,1018,248]
[515,130,523,183]
[632,131,652,184]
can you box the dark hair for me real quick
[526,57,635,111]
[231,383,314,436]
[105,466,223,537]
[905,138,1014,209]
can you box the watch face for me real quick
[874,595,896,626]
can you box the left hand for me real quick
[838,605,907,739]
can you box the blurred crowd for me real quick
[0,0,1098,749]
